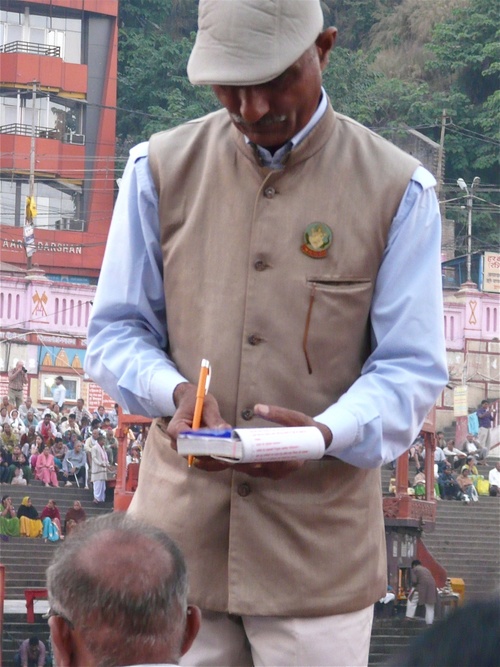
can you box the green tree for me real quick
[425,0,499,179]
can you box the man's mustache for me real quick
[230,113,287,128]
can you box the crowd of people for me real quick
[0,394,135,501]
[0,494,87,542]
[393,400,499,503]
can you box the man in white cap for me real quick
[85,1,447,664]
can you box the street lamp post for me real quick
[457,176,480,283]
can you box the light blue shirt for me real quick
[85,106,447,469]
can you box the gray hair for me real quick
[46,512,188,666]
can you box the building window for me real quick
[0,9,82,63]
[0,92,85,141]
[0,179,82,229]
[40,373,80,404]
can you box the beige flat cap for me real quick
[187,0,324,86]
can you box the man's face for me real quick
[44,415,51,423]
[77,399,83,409]
[211,29,336,148]
[74,443,82,453]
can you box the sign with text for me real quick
[483,252,500,294]
[87,382,115,413]
[453,385,468,417]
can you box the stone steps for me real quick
[369,466,500,665]
[2,614,52,666]
[1,483,114,664]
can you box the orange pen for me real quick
[188,359,211,467]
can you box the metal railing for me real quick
[0,123,56,137]
[0,124,85,144]
[0,41,61,57]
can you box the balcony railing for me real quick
[0,124,85,144]
[0,41,61,57]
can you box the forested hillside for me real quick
[117,0,499,252]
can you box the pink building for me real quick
[1,264,112,412]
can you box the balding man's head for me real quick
[46,513,200,667]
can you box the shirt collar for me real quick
[245,88,328,170]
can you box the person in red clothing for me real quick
[41,499,62,542]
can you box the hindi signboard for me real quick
[483,252,500,294]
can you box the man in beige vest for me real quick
[85,1,448,664]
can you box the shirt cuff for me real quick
[314,403,359,456]
[149,367,188,417]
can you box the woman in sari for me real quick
[35,446,59,487]
[0,495,20,537]
[41,499,63,542]
[17,496,42,537]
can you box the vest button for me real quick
[254,260,267,271]
[241,408,254,421]
[247,334,262,346]
[264,186,276,199]
[237,483,251,497]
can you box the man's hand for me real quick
[168,382,232,472]
[232,403,333,480]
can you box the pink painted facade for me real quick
[1,271,93,337]
[0,269,112,412]
[443,284,500,350]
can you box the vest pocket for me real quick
[302,278,373,378]
[306,277,372,290]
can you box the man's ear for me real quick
[180,605,202,656]
[49,616,74,667]
[316,27,338,71]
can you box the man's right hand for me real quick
[167,382,232,472]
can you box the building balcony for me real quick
[0,50,87,96]
[0,41,60,57]
[0,132,84,179]
[0,123,85,145]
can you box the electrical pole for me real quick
[436,109,447,204]
[457,177,480,283]
[24,80,38,270]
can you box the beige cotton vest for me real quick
[129,103,420,616]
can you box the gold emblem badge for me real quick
[301,222,333,258]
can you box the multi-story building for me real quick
[0,0,118,411]
[1,0,118,279]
